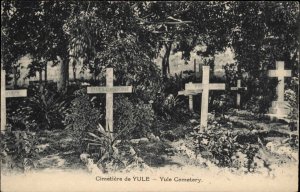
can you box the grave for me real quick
[186,66,225,131]
[1,69,27,131]
[230,79,247,108]
[87,68,132,137]
[267,61,291,118]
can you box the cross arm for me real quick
[178,90,202,96]
[209,84,225,90]
[87,86,133,94]
[185,83,203,90]
[231,87,247,91]
[5,90,27,98]
[268,70,292,77]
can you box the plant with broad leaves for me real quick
[84,124,144,172]
[0,130,39,172]
[26,84,71,130]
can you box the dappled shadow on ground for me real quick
[1,109,298,177]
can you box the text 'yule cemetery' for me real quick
[1,61,293,132]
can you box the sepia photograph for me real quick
[1,1,299,192]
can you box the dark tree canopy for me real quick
[1,1,298,93]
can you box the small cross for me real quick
[186,66,225,131]
[230,79,247,107]
[1,69,27,131]
[87,68,132,138]
[178,82,203,112]
[268,61,291,102]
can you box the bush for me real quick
[84,124,146,173]
[1,130,39,172]
[28,85,72,130]
[7,83,72,131]
[285,77,298,132]
[64,88,104,152]
[152,93,192,123]
[211,93,235,117]
[192,122,259,172]
[114,96,155,139]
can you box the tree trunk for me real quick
[72,61,76,82]
[13,66,17,88]
[39,68,42,84]
[162,52,167,78]
[58,57,69,92]
[161,42,172,79]
[44,63,47,84]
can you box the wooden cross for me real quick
[87,68,132,137]
[1,69,27,131]
[178,82,203,112]
[186,66,225,131]
[268,61,291,102]
[230,79,247,107]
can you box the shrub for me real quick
[114,96,155,139]
[84,124,146,173]
[285,86,298,131]
[244,75,277,114]
[192,122,259,171]
[211,93,235,118]
[7,83,72,131]
[1,130,39,172]
[63,88,103,152]
[153,93,192,123]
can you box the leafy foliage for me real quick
[285,77,299,132]
[63,88,103,151]
[27,85,70,130]
[6,83,71,131]
[1,131,39,172]
[192,121,259,171]
[1,1,298,174]
[84,123,147,172]
[114,96,155,139]
[211,93,235,117]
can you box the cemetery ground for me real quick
[1,84,298,191]
[0,66,298,191]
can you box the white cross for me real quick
[186,66,225,131]
[268,61,291,102]
[178,82,203,112]
[87,68,132,138]
[230,79,247,107]
[1,69,27,131]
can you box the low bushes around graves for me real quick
[1,83,75,172]
[114,96,156,139]
[27,84,72,130]
[64,90,159,172]
[6,83,73,131]
[64,88,103,152]
[1,130,40,172]
[285,86,298,131]
[191,118,260,172]
[83,123,150,173]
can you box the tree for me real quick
[65,2,162,98]
[1,1,73,92]
[1,1,35,86]
[229,2,299,112]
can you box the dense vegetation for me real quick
[1,2,298,173]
